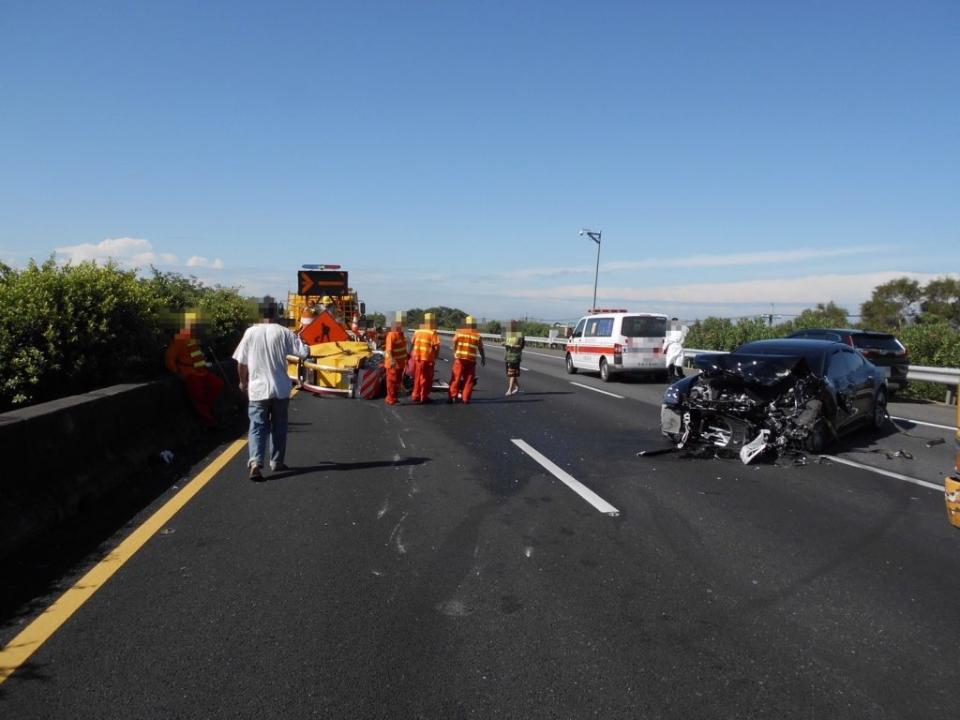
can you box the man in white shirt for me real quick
[233,298,310,480]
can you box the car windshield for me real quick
[852,334,903,353]
[621,316,667,338]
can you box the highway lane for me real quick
[483,341,959,488]
[1,346,958,719]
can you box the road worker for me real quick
[299,302,317,330]
[383,312,408,405]
[165,311,225,428]
[411,312,441,403]
[448,316,485,404]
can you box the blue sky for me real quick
[2,0,957,322]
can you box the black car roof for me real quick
[787,327,895,338]
[736,338,850,357]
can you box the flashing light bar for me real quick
[301,264,342,270]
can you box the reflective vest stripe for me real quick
[454,331,481,361]
[413,330,438,360]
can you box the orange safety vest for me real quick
[384,330,408,368]
[412,328,440,362]
[453,328,483,362]
[165,332,210,376]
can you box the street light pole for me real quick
[580,229,602,310]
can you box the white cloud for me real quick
[186,255,225,269]
[506,271,958,306]
[55,237,178,267]
[506,245,883,280]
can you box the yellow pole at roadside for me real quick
[945,383,960,528]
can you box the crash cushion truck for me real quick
[285,265,384,399]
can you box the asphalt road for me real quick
[2,340,958,719]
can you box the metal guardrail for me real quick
[435,330,565,349]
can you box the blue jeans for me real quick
[248,398,289,469]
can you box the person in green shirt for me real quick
[504,320,525,396]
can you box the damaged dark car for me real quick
[660,339,889,464]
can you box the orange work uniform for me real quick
[383,329,408,405]
[448,328,484,403]
[165,331,224,427]
[411,327,441,403]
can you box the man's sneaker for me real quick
[249,464,264,481]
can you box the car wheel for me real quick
[599,358,610,382]
[872,388,888,429]
[565,354,577,374]
[804,422,827,454]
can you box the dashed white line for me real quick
[511,438,620,516]
[520,366,530,371]
[889,416,956,432]
[570,381,625,399]
[821,454,945,492]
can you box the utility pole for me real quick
[580,229,602,310]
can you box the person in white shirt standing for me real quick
[663,317,689,380]
[233,298,310,480]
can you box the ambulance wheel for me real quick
[565,354,577,374]
[599,358,611,382]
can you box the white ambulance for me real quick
[565,310,669,382]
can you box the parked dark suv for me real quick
[786,328,909,393]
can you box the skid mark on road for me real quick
[386,512,409,549]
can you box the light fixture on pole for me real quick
[580,229,602,310]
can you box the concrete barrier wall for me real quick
[0,377,204,562]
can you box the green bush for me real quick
[0,261,258,411]
[0,259,159,409]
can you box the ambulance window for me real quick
[622,316,667,338]
[586,318,613,337]
[571,319,586,338]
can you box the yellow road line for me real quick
[0,436,248,684]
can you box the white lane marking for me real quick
[377,500,390,519]
[890,416,957,432]
[520,366,530,371]
[511,439,620,516]
[821,455,945,492]
[570,381,625,399]
[397,434,407,449]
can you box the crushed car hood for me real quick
[694,353,812,387]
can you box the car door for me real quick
[845,350,876,417]
[826,350,859,429]
[569,318,586,368]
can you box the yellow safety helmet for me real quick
[465,315,476,326]
[424,312,435,321]
[321,296,333,305]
